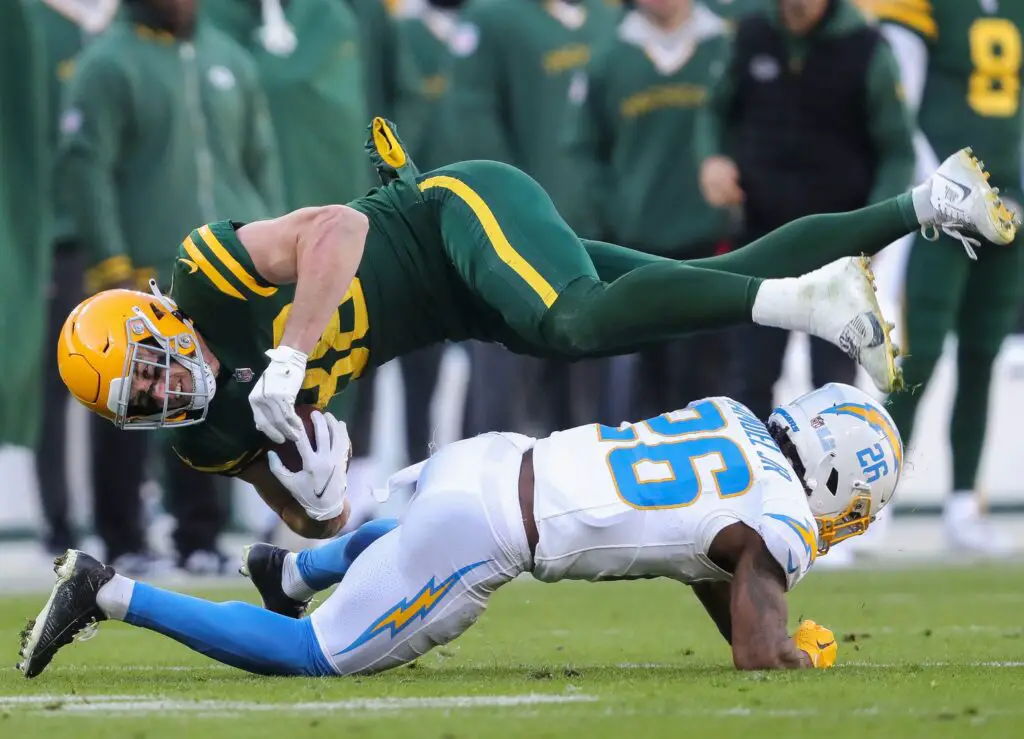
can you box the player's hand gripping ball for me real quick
[267,406,352,522]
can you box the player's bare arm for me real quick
[238,205,370,444]
[237,456,350,540]
[238,205,369,354]
[691,580,732,644]
[706,522,812,670]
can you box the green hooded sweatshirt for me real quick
[56,5,284,292]
[437,0,622,235]
[567,2,732,252]
[203,0,372,210]
[0,0,50,446]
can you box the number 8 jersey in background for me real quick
[858,0,1024,200]
[530,397,819,591]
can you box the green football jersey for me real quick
[861,0,1024,193]
[167,180,479,474]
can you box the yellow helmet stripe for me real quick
[197,225,278,298]
[181,235,245,300]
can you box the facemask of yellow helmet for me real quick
[58,281,217,429]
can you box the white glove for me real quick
[250,345,308,444]
[267,410,351,521]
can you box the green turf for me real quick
[1,565,1023,738]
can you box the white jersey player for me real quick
[19,383,902,678]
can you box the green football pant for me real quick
[420,160,919,358]
[886,235,1023,491]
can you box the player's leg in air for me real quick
[17,433,536,678]
[416,142,1017,394]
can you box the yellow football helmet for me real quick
[58,281,217,429]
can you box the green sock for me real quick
[687,195,919,279]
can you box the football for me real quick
[267,404,319,473]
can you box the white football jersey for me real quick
[530,397,819,590]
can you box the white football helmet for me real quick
[767,383,903,554]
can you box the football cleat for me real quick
[239,543,310,619]
[800,256,902,393]
[18,550,113,679]
[922,147,1019,257]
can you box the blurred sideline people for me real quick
[397,0,465,173]
[348,0,421,121]
[706,0,760,22]
[696,0,914,422]
[203,0,371,211]
[568,0,734,421]
[442,0,621,439]
[56,0,284,574]
[1,1,50,528]
[7,0,1022,564]
[858,0,1024,553]
[29,0,120,556]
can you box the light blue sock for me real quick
[295,518,398,592]
[125,583,335,676]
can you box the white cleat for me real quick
[799,256,902,393]
[923,147,1019,257]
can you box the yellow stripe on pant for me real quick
[418,175,559,308]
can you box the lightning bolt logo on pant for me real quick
[336,560,489,655]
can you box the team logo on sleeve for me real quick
[177,258,199,274]
[766,513,818,564]
[335,560,489,655]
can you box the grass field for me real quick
[1,564,1023,738]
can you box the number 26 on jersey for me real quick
[598,400,753,510]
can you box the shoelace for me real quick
[73,618,100,643]
[921,222,980,261]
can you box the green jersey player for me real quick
[858,0,1024,552]
[57,117,1016,540]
